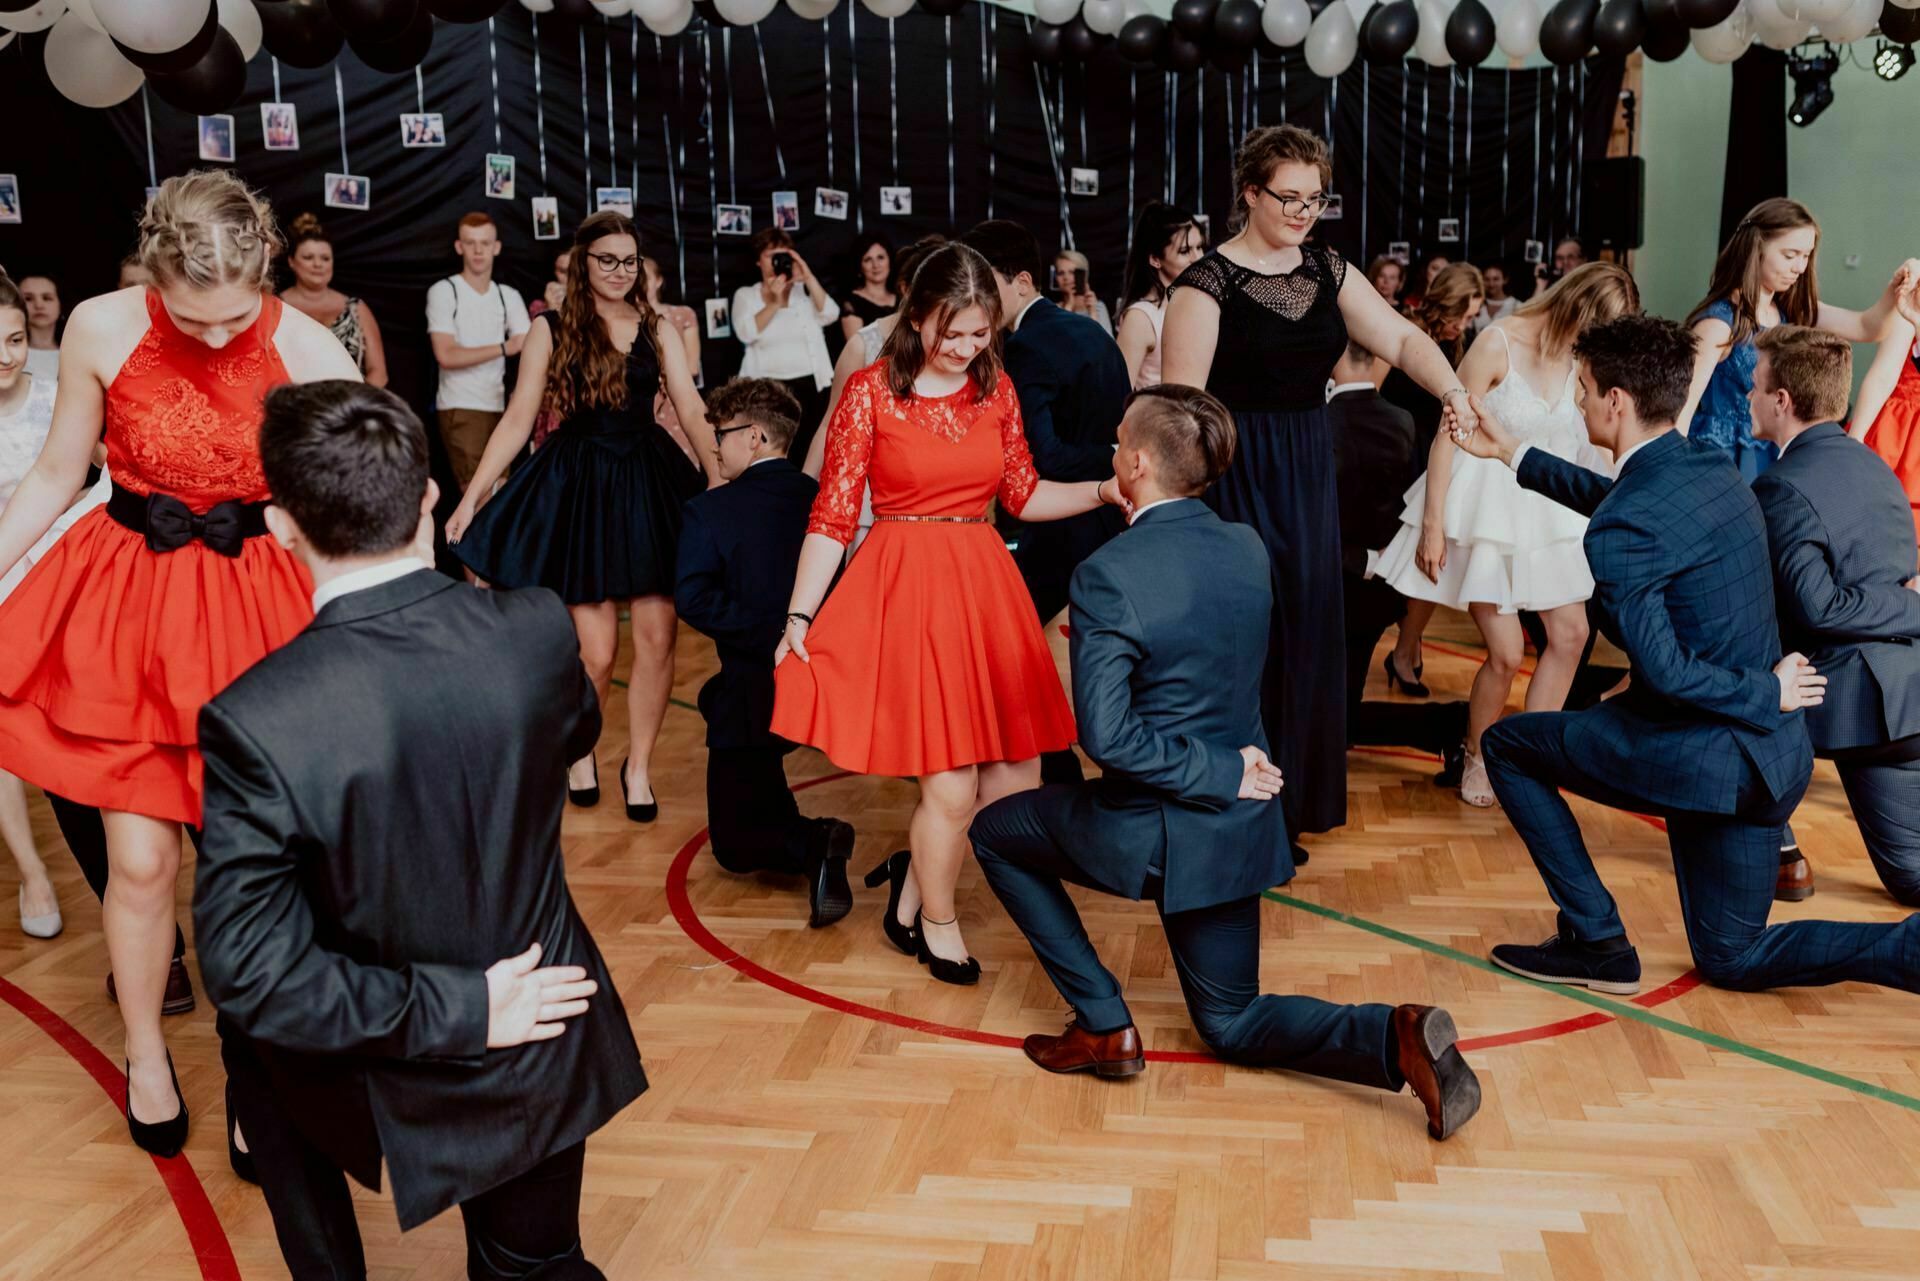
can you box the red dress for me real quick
[1865,343,1920,543]
[771,364,1076,776]
[0,292,313,825]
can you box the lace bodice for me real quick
[1480,327,1588,455]
[0,372,57,510]
[105,290,291,510]
[809,363,1040,544]
[1171,246,1349,413]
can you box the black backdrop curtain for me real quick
[0,9,1620,409]
[1720,46,1787,244]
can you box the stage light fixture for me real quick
[1874,39,1915,82]
[1787,43,1839,127]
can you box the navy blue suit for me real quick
[971,500,1400,1089]
[1485,432,1920,991]
[1753,422,1920,904]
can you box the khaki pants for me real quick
[437,408,502,492]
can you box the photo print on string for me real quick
[1438,219,1461,244]
[1320,194,1344,221]
[1388,241,1411,263]
[1523,240,1546,265]
[772,191,799,233]
[704,298,732,340]
[716,204,752,236]
[880,186,913,217]
[0,175,19,224]
[325,173,370,212]
[401,113,446,148]
[199,115,235,164]
[1069,167,1099,197]
[261,103,299,152]
[595,187,634,217]
[814,188,848,221]
[486,154,516,201]
[532,197,560,242]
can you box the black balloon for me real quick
[1366,0,1419,61]
[1643,0,1679,24]
[1062,15,1102,57]
[1592,0,1645,53]
[426,0,508,21]
[1170,0,1219,37]
[1673,0,1736,26]
[1539,0,1598,63]
[1444,0,1495,63]
[259,0,346,67]
[148,27,246,114]
[113,1,217,74]
[349,0,433,70]
[1641,16,1687,56]
[1163,26,1206,68]
[919,0,969,14]
[1214,0,1261,46]
[1029,19,1065,63]
[327,0,418,42]
[552,0,599,17]
[1212,40,1250,69]
[1117,13,1167,61]
[1883,1,1920,42]
[0,0,38,12]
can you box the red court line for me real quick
[0,975,239,1281]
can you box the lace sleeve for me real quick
[1168,252,1229,306]
[994,378,1041,518]
[1320,247,1349,290]
[807,367,880,544]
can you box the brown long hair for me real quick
[877,242,1003,401]
[544,211,658,418]
[1685,197,1820,354]
[1514,261,1641,360]
[1409,262,1485,364]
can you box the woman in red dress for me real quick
[0,172,359,1155]
[773,243,1123,984]
[1857,301,1920,544]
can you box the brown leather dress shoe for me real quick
[107,957,197,1017]
[1023,1019,1146,1077]
[1392,1004,1481,1140]
[1776,847,1815,902]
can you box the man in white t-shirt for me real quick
[426,212,530,491]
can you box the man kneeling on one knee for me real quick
[969,384,1482,1142]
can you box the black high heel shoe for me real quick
[619,757,657,824]
[567,757,600,808]
[914,913,981,987]
[125,1052,188,1159]
[1382,652,1431,698]
[862,851,920,956]
[226,1079,258,1185]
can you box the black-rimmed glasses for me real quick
[1258,186,1330,219]
[586,252,640,273]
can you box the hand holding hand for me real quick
[1237,746,1284,801]
[1774,651,1827,712]
[1896,262,1920,329]
[485,942,598,1049]
[774,616,811,666]
[1450,393,1516,464]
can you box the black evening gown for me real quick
[1171,247,1351,836]
[454,316,702,604]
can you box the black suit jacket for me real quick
[1751,422,1920,751]
[1003,297,1132,483]
[194,571,647,1230]
[1065,499,1293,914]
[1328,387,1421,576]
[674,458,818,750]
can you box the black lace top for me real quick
[1170,246,1349,414]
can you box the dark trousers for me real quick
[782,376,830,467]
[46,792,186,960]
[1342,574,1468,755]
[1830,734,1920,906]
[707,745,809,876]
[223,1033,600,1281]
[971,787,1399,1090]
[1014,505,1127,787]
[1482,711,1920,992]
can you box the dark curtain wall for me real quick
[0,9,1619,407]
[1720,46,1788,244]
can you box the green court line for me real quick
[1263,888,1920,1114]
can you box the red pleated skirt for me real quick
[1867,359,1920,545]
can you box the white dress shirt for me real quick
[312,557,434,613]
[1128,496,1187,526]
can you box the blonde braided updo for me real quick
[138,170,281,294]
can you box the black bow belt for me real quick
[106,483,269,558]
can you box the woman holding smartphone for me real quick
[732,228,839,462]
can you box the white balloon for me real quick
[92,0,207,52]
[1034,0,1082,21]
[859,0,914,15]
[1304,0,1358,75]
[44,10,143,106]
[591,0,634,13]
[787,0,840,17]
[644,0,692,29]
[715,0,777,19]
[1690,6,1751,59]
[0,29,11,49]
[216,0,260,60]
[521,0,556,13]
[1415,0,1455,62]
[68,0,105,33]
[1263,0,1313,45]
[1082,0,1126,34]
[0,3,70,35]
[1785,0,1850,19]
[1123,0,1152,15]
[1496,0,1539,54]
[1815,0,1880,39]
[630,0,681,19]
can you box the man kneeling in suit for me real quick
[1751,326,1920,906]
[676,378,856,927]
[196,383,645,1280]
[969,386,1482,1141]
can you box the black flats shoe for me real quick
[566,757,600,808]
[619,758,658,824]
[1383,652,1431,698]
[914,914,981,986]
[863,851,921,956]
[226,1079,258,1184]
[125,1052,188,1159]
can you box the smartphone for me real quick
[772,251,793,277]
[1073,268,1087,295]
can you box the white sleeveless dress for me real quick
[1368,327,1598,613]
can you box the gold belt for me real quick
[872,514,988,524]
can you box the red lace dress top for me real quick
[771,363,1076,776]
[0,291,314,825]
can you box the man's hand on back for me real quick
[1238,746,1284,801]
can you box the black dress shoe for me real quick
[1489,915,1642,995]
[125,1053,188,1159]
[1290,842,1310,867]
[914,915,981,986]
[619,758,657,824]
[806,819,856,929]
[566,756,599,807]
[1383,652,1430,698]
[862,850,921,956]
[225,1079,258,1185]
[108,958,197,1016]
[1434,742,1467,789]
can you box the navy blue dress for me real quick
[1171,247,1350,835]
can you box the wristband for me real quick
[786,612,813,625]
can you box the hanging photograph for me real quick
[879,186,913,217]
[532,196,560,241]
[198,114,236,164]
[716,203,752,236]
[325,173,371,211]
[0,175,19,225]
[1069,167,1099,197]
[261,102,299,152]
[400,112,446,148]
[704,298,733,340]
[1437,219,1461,243]
[1523,239,1546,265]
[1319,194,1343,221]
[595,187,634,217]
[772,191,800,232]
[485,154,516,201]
[814,187,848,221]
[1387,240,1411,263]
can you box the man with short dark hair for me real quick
[1750,326,1920,906]
[1457,315,1920,1001]
[676,377,856,926]
[196,380,643,1280]
[972,385,1482,1142]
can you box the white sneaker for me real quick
[19,884,62,939]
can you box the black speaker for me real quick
[1583,155,1645,252]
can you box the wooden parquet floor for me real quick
[4,611,1920,1280]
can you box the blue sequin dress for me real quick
[1689,298,1776,480]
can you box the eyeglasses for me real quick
[712,422,762,449]
[585,252,640,273]
[1258,186,1330,220]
